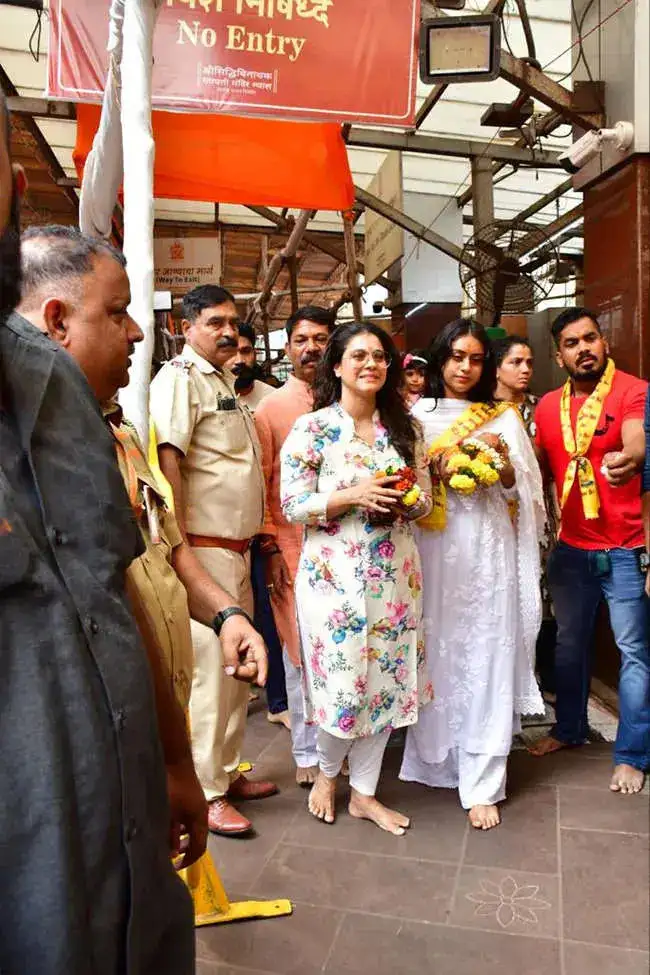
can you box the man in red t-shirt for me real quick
[531,307,649,795]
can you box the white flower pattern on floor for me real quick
[466,876,551,928]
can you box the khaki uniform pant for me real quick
[188,546,253,801]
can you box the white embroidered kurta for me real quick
[401,399,544,782]
[281,403,434,740]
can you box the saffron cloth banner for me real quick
[48,0,420,127]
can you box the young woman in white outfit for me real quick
[400,320,544,830]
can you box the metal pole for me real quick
[470,156,495,327]
[342,211,363,321]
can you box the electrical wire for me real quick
[399,126,504,275]
[554,0,597,85]
[400,0,633,278]
[572,0,598,85]
[500,0,516,57]
[28,5,45,63]
[543,0,634,73]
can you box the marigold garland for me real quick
[438,438,503,496]
[375,464,422,508]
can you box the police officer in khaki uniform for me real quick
[107,402,268,711]
[151,284,278,836]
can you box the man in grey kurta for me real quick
[0,95,194,974]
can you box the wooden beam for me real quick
[6,95,76,121]
[249,209,311,325]
[514,177,574,224]
[287,254,299,314]
[342,212,363,321]
[414,85,447,131]
[245,204,286,227]
[355,185,479,271]
[1,69,79,215]
[498,51,600,132]
[346,127,561,167]
[519,203,584,256]
[457,111,566,208]
[302,229,395,293]
[256,234,269,288]
[243,203,386,283]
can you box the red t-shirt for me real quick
[535,369,647,550]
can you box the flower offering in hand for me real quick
[375,464,422,510]
[436,437,504,496]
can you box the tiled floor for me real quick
[196,705,649,975]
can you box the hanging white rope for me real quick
[79,0,125,238]
[117,0,162,449]
[79,0,162,448]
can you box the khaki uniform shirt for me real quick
[106,404,193,711]
[238,379,274,414]
[150,343,265,540]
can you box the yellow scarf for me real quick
[418,401,512,531]
[559,358,615,520]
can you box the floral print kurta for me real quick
[280,403,434,740]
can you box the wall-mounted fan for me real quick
[459,220,560,324]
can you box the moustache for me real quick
[216,337,238,349]
[300,353,322,366]
[577,354,597,366]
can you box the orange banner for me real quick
[74,105,354,210]
[49,0,419,127]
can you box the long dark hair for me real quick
[313,322,418,468]
[427,318,496,404]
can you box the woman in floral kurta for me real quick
[280,323,432,836]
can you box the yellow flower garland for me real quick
[559,358,615,520]
[418,401,513,531]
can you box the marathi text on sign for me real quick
[49,0,419,126]
[154,237,222,294]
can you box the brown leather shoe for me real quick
[227,774,278,801]
[207,798,253,836]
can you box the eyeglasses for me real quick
[345,350,392,368]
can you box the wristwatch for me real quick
[640,551,650,573]
[212,607,254,636]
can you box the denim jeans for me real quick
[250,538,288,714]
[548,542,650,771]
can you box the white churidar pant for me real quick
[283,648,318,769]
[317,729,391,797]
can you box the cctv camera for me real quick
[558,121,634,174]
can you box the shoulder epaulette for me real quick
[170,358,192,373]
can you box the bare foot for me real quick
[468,804,501,830]
[348,790,410,836]
[308,771,336,823]
[267,710,291,731]
[610,764,645,795]
[527,735,567,757]
[296,765,318,788]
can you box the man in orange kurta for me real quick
[255,307,336,785]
